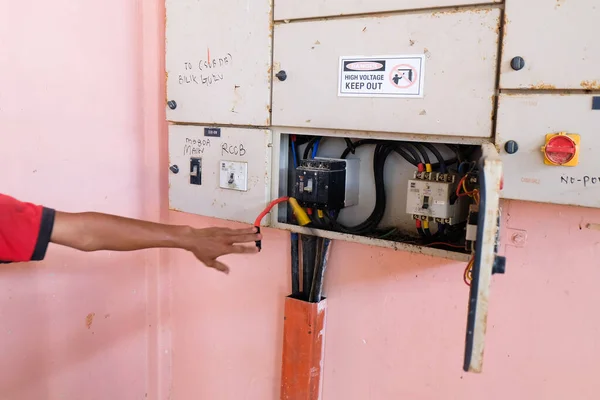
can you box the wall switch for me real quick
[190,158,202,185]
[219,160,248,191]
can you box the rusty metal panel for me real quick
[168,125,272,224]
[272,9,501,138]
[275,0,501,21]
[501,1,600,89]
[497,94,600,208]
[165,0,272,125]
[463,142,503,373]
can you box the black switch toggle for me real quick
[422,195,430,210]
[492,255,506,275]
[190,158,202,185]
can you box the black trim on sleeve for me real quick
[31,207,56,261]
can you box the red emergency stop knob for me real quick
[542,134,577,166]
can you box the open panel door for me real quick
[463,143,505,373]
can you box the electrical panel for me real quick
[497,94,600,208]
[166,0,510,375]
[272,9,500,137]
[165,0,272,126]
[168,125,272,225]
[274,0,501,21]
[501,0,599,90]
[272,131,497,260]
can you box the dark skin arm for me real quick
[50,212,261,274]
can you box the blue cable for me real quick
[312,138,320,158]
[291,140,298,168]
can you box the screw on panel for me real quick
[510,56,525,71]
[510,231,527,247]
[169,165,179,174]
[275,71,287,81]
[504,140,519,154]
[167,100,177,110]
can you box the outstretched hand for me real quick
[183,227,261,274]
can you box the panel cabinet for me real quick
[165,0,272,125]
[501,1,600,90]
[168,125,273,224]
[497,94,600,208]
[275,0,501,21]
[272,9,501,138]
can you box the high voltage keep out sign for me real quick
[338,55,425,98]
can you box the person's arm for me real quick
[51,211,260,273]
[0,194,55,263]
[0,194,261,273]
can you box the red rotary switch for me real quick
[542,133,580,166]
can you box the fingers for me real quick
[208,260,230,275]
[228,233,262,244]
[229,245,260,254]
[221,227,259,235]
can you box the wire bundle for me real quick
[301,138,454,236]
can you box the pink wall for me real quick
[0,1,168,399]
[2,1,600,400]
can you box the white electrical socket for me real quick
[219,160,248,191]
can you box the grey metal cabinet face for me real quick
[275,0,501,21]
[272,9,501,138]
[501,0,600,90]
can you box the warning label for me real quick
[338,55,425,98]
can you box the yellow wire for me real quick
[462,179,470,196]
[465,258,474,283]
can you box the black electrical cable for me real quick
[330,143,392,235]
[344,138,356,154]
[422,143,446,172]
[395,142,421,166]
[291,233,300,295]
[309,237,324,300]
[411,142,430,165]
[444,144,461,162]
[301,235,317,300]
[303,137,320,160]
[341,139,419,167]
[309,238,331,303]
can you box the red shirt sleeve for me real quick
[0,194,55,262]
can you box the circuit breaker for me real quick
[294,158,359,210]
[406,172,468,225]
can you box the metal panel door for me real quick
[463,143,505,373]
[165,0,272,125]
[497,94,600,208]
[272,9,500,137]
[168,125,273,225]
[275,0,501,21]
[501,1,600,89]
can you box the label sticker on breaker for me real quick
[338,55,425,98]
